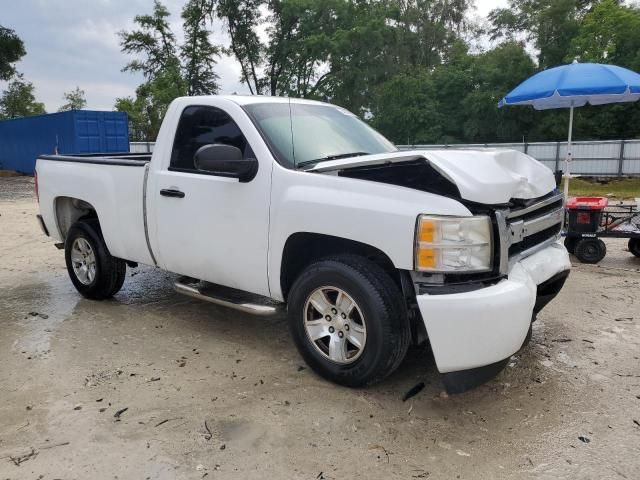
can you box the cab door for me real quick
[150,104,272,297]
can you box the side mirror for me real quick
[194,144,258,183]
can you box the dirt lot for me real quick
[1,176,639,480]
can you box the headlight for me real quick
[414,215,493,273]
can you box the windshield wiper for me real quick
[296,151,371,169]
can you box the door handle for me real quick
[160,188,185,198]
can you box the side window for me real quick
[170,106,254,171]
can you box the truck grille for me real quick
[497,191,564,273]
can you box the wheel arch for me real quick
[279,232,401,302]
[54,196,99,241]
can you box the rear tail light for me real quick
[34,171,39,203]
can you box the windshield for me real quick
[243,102,397,169]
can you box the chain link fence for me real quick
[131,139,640,176]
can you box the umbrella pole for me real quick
[563,105,574,200]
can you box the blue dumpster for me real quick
[0,110,129,175]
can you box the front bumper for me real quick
[416,240,570,374]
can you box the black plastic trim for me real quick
[417,277,504,295]
[168,166,243,179]
[36,214,49,236]
[39,154,149,167]
[534,269,570,314]
[441,358,511,394]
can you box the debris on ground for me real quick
[9,447,37,466]
[1,442,70,466]
[114,407,128,420]
[578,436,591,444]
[203,420,213,441]
[155,417,183,428]
[402,382,426,402]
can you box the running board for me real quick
[173,277,282,316]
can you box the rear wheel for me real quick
[65,219,126,299]
[629,238,640,258]
[574,238,606,264]
[287,255,410,387]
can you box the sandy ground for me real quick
[1,176,639,480]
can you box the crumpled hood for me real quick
[308,149,557,204]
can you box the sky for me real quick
[1,0,508,112]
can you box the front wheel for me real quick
[287,255,410,387]
[65,219,126,299]
[629,238,640,258]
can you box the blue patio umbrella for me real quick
[499,61,640,198]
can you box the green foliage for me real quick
[488,0,591,68]
[0,74,46,119]
[181,0,220,95]
[58,87,87,111]
[119,0,178,79]
[0,25,26,81]
[568,0,640,70]
[115,63,187,141]
[113,0,640,144]
[216,0,266,94]
[215,0,471,113]
[118,0,218,139]
[371,41,538,144]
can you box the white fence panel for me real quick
[130,142,154,153]
[398,139,640,176]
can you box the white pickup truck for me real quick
[35,95,570,393]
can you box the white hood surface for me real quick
[309,149,557,204]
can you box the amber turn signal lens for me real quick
[416,247,436,269]
[419,219,435,243]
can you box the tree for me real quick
[120,0,221,95]
[119,0,179,80]
[0,74,46,119]
[181,0,220,95]
[488,0,592,68]
[59,87,87,111]
[118,1,220,139]
[567,0,640,70]
[215,0,264,95]
[115,63,187,141]
[370,41,539,145]
[215,0,471,114]
[0,25,25,81]
[370,72,444,145]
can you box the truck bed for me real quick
[36,152,154,267]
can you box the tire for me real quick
[629,238,640,258]
[564,237,578,254]
[574,238,606,264]
[287,254,410,387]
[64,219,126,299]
